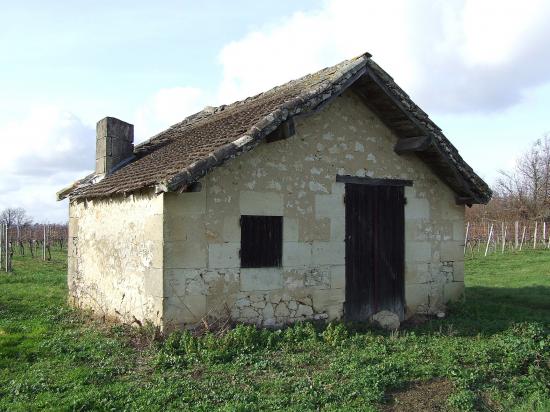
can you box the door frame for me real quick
[336,174,413,187]
[338,175,411,321]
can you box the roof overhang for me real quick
[351,61,491,205]
[58,53,491,205]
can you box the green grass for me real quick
[0,250,549,411]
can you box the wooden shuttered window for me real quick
[240,215,283,268]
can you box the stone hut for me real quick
[58,52,491,330]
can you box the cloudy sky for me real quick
[1,0,550,223]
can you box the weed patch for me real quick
[0,249,549,411]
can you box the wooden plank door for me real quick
[344,183,405,321]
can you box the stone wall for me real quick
[68,190,164,326]
[163,89,465,329]
[162,190,343,329]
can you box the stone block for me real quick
[441,203,464,221]
[439,222,454,241]
[240,191,284,215]
[164,240,207,269]
[406,197,430,220]
[111,139,133,159]
[308,180,330,193]
[299,217,330,241]
[180,294,207,322]
[453,261,464,282]
[241,268,283,291]
[268,291,283,305]
[204,217,223,243]
[427,282,444,310]
[282,242,312,267]
[222,215,241,242]
[263,302,275,325]
[283,217,299,241]
[274,301,290,318]
[166,191,206,216]
[97,116,134,142]
[331,265,346,289]
[453,221,465,242]
[312,241,345,265]
[326,304,344,320]
[405,221,424,242]
[205,269,240,296]
[404,186,416,198]
[405,262,431,284]
[303,266,330,289]
[330,216,345,241]
[296,304,314,317]
[164,215,204,242]
[405,283,429,310]
[164,294,207,324]
[405,241,432,262]
[95,137,108,159]
[315,194,344,218]
[440,241,463,261]
[331,182,345,195]
[208,243,240,268]
[164,269,201,297]
[312,288,345,311]
[283,269,305,289]
[240,306,260,320]
[206,293,238,316]
[144,215,164,242]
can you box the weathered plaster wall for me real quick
[163,89,465,329]
[68,190,164,326]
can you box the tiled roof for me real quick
[61,53,491,204]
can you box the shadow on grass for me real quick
[400,285,550,337]
[344,285,550,338]
[467,285,550,313]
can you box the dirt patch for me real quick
[380,378,454,412]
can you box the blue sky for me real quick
[1,0,550,222]
[0,1,317,124]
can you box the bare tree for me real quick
[0,208,18,228]
[14,208,32,229]
[0,207,31,229]
[495,133,550,221]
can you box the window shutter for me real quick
[240,215,283,268]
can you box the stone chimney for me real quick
[95,117,134,176]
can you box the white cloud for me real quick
[217,1,418,104]
[0,173,74,223]
[0,106,95,222]
[0,87,208,222]
[460,0,546,65]
[134,87,206,142]
[0,106,95,176]
[0,88,208,222]
[4,0,550,222]
[217,0,550,113]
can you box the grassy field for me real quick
[0,250,548,411]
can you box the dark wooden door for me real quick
[344,183,405,321]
